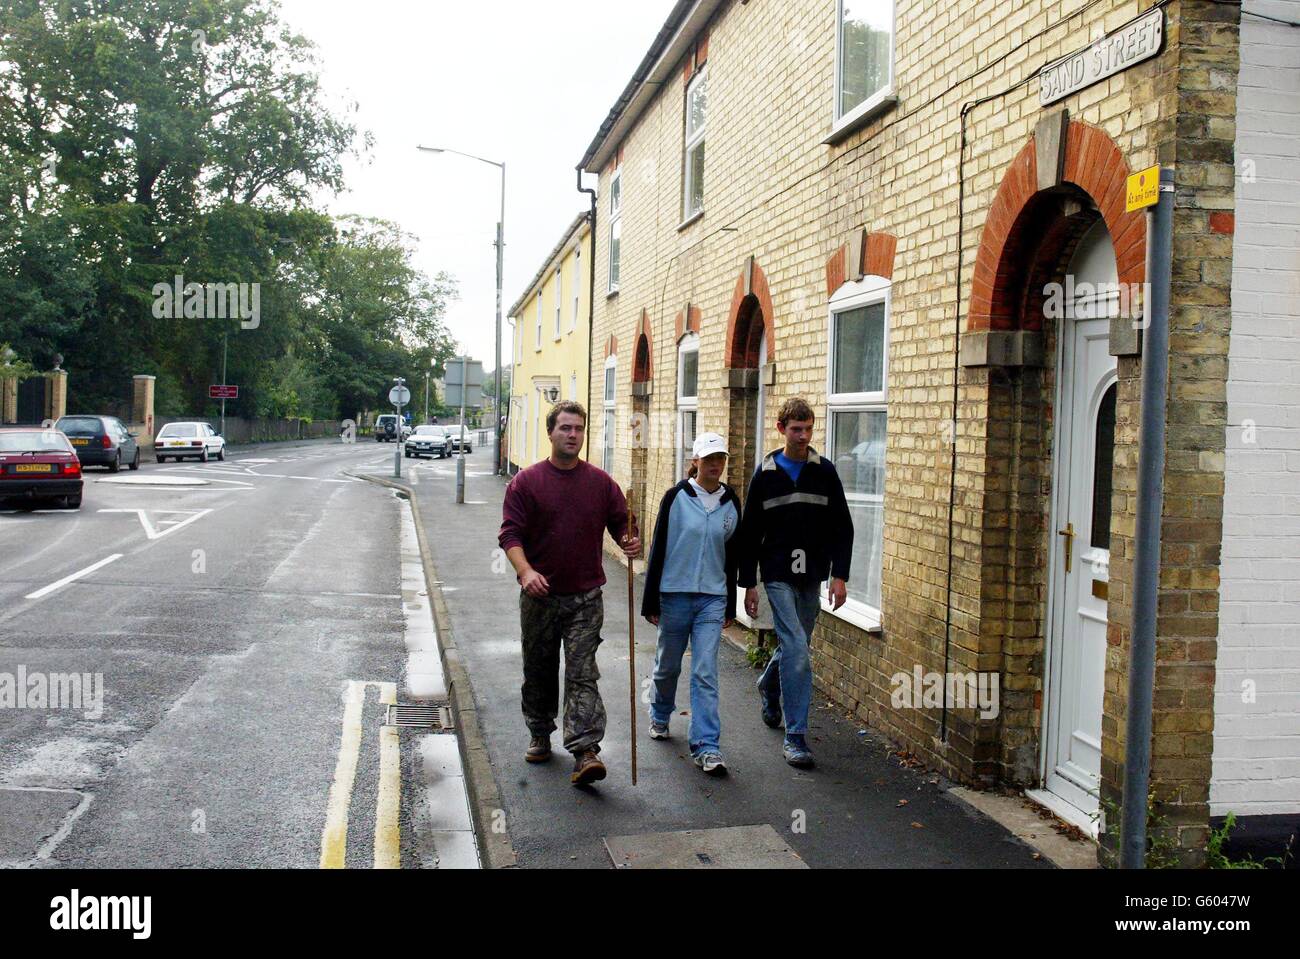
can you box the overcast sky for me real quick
[275,0,676,374]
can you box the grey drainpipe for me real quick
[1120,167,1174,868]
[578,165,597,463]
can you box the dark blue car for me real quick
[55,415,141,472]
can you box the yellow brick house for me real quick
[506,213,593,471]
[577,0,1295,864]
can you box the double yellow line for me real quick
[320,680,401,869]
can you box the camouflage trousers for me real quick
[519,588,606,754]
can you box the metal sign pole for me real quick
[1120,168,1174,868]
[394,392,402,479]
[392,377,407,480]
[221,333,228,437]
[456,356,467,504]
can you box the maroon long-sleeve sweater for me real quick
[498,458,629,594]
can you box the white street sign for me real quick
[389,385,411,406]
[1039,9,1163,107]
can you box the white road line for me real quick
[0,787,95,865]
[25,553,123,600]
[98,508,213,541]
[118,486,253,493]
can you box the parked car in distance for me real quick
[154,422,226,463]
[405,425,449,458]
[374,414,411,443]
[0,428,83,509]
[55,414,140,472]
[443,425,472,453]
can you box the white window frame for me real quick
[608,168,622,293]
[534,291,542,351]
[833,0,896,136]
[571,246,581,331]
[824,274,890,629]
[675,332,700,481]
[603,355,617,474]
[682,68,707,222]
[554,266,562,339]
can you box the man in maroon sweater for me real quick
[499,401,641,785]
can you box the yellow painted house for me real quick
[506,212,592,471]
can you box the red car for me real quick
[0,428,84,510]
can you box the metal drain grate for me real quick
[384,703,454,731]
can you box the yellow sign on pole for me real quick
[1126,165,1160,212]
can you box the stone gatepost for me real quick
[1,377,16,424]
[132,375,156,442]
[44,370,67,422]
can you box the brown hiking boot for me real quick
[570,749,606,785]
[524,736,552,763]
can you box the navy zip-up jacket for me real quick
[736,446,854,589]
[641,480,741,620]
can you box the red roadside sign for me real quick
[209,385,238,399]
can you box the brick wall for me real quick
[1212,2,1300,820]
[584,0,1244,859]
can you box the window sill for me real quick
[606,288,620,300]
[823,93,899,147]
[677,210,704,232]
[821,595,882,634]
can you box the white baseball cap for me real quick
[692,432,728,459]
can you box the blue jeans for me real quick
[650,592,725,755]
[757,581,822,737]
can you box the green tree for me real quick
[0,0,409,415]
[307,216,458,420]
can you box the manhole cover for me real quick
[604,824,808,869]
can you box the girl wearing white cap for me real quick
[640,431,741,774]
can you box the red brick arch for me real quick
[825,230,898,296]
[674,304,701,344]
[725,259,775,369]
[633,310,653,383]
[969,121,1147,332]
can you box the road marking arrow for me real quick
[98,508,213,541]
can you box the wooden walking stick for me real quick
[625,486,639,785]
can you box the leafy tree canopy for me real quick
[0,0,457,419]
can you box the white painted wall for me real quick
[1212,1,1300,818]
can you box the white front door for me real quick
[737,333,772,630]
[1042,220,1119,824]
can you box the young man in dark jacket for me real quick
[738,397,853,768]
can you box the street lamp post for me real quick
[417,145,505,477]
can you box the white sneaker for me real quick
[694,752,727,775]
[648,721,670,740]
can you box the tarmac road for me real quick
[0,437,455,868]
